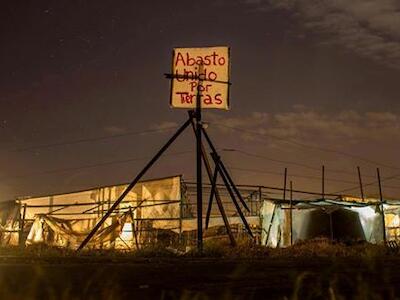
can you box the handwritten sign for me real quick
[170,46,230,110]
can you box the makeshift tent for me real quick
[0,201,20,246]
[18,175,259,249]
[261,198,400,247]
[19,176,183,249]
[3,176,400,249]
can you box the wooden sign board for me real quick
[170,46,230,110]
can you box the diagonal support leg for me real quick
[201,126,249,212]
[218,160,250,212]
[188,111,236,246]
[77,116,193,251]
[206,164,219,229]
[211,152,253,238]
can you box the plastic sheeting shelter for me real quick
[261,198,400,247]
[18,176,183,249]
[0,201,20,246]
[16,175,260,249]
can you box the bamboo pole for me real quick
[377,168,387,244]
[290,181,293,246]
[357,166,365,201]
[19,204,27,248]
[195,64,204,253]
[322,165,325,200]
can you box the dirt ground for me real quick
[0,255,400,299]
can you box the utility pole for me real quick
[195,64,204,253]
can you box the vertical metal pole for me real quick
[188,111,235,245]
[250,191,254,216]
[19,204,27,248]
[290,181,293,246]
[357,166,365,202]
[129,207,139,249]
[282,168,287,248]
[283,168,287,201]
[322,165,325,200]
[377,168,387,244]
[196,64,203,252]
[179,179,183,245]
[326,169,333,241]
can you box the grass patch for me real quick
[0,238,393,260]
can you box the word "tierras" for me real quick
[176,92,223,105]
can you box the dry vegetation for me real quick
[0,239,398,299]
[0,238,392,259]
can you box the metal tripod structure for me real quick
[77,109,253,251]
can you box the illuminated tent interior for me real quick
[1,176,400,249]
[261,198,400,247]
[0,175,259,249]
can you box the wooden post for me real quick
[322,165,325,200]
[195,64,204,253]
[290,181,293,246]
[377,168,387,243]
[329,212,334,242]
[19,204,27,248]
[282,168,287,248]
[283,168,287,201]
[357,166,365,201]
[129,207,139,249]
[179,178,183,245]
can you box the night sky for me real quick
[1,0,400,200]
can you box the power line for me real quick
[9,126,179,153]
[211,123,400,171]
[1,150,193,181]
[228,166,400,190]
[332,172,400,194]
[223,148,400,182]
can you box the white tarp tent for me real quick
[261,198,400,247]
[21,176,183,249]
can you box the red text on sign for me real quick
[175,51,226,67]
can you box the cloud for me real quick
[150,121,179,131]
[247,0,400,69]
[207,107,400,146]
[103,126,127,135]
[207,112,270,141]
